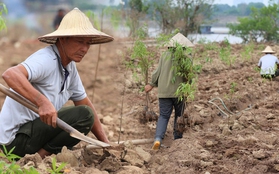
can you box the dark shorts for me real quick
[0,105,94,157]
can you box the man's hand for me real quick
[38,101,57,128]
[144,84,153,93]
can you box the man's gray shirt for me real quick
[0,45,86,145]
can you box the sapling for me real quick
[0,145,20,162]
[0,3,7,31]
[223,82,239,119]
[0,145,40,173]
[241,42,254,62]
[219,38,236,67]
[229,82,237,100]
[169,40,201,131]
[171,43,201,103]
[48,157,67,174]
[125,24,155,89]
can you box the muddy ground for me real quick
[1,36,279,174]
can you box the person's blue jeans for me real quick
[1,105,94,157]
[154,98,185,142]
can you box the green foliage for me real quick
[0,161,23,173]
[0,160,39,174]
[129,0,149,13]
[151,0,214,36]
[24,167,39,174]
[229,82,237,95]
[0,3,8,32]
[219,38,236,66]
[125,25,155,87]
[175,78,197,102]
[227,4,279,43]
[196,40,218,64]
[103,6,122,29]
[0,145,39,173]
[224,82,238,102]
[203,42,218,51]
[48,157,66,174]
[170,43,201,102]
[155,29,179,47]
[240,42,254,62]
[261,74,273,80]
[213,2,265,16]
[227,17,254,43]
[126,0,150,37]
[254,66,261,74]
[170,45,194,81]
[247,77,253,82]
[0,145,20,162]
[85,10,101,30]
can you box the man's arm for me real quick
[74,97,109,143]
[2,64,57,127]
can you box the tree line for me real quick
[6,0,279,43]
[213,2,265,16]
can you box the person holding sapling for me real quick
[144,33,194,150]
[258,46,279,79]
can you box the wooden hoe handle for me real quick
[0,84,110,147]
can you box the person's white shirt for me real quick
[0,45,86,145]
[258,54,279,75]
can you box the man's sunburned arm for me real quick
[2,64,57,127]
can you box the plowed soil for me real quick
[1,37,279,174]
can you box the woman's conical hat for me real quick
[167,33,194,48]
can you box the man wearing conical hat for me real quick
[258,46,279,78]
[0,8,113,158]
[144,33,194,150]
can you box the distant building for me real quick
[199,25,213,34]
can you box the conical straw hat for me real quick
[262,46,275,53]
[38,8,114,45]
[167,33,194,48]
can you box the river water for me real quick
[189,27,243,44]
[189,33,243,44]
[148,27,243,44]
[116,26,243,44]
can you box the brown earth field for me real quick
[1,37,279,174]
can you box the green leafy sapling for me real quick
[170,42,201,102]
[219,38,236,67]
[241,42,254,62]
[85,10,101,30]
[48,157,67,174]
[125,25,155,90]
[0,3,8,31]
[0,161,22,173]
[0,145,20,162]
